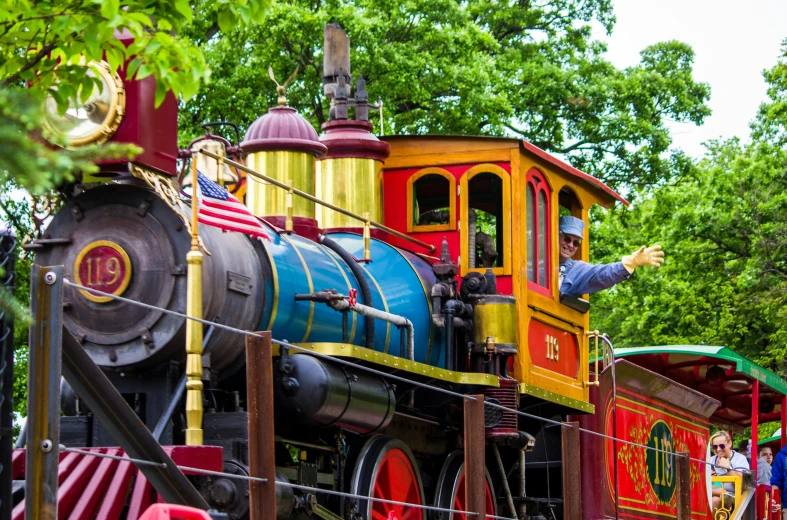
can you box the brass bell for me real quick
[182,137,239,188]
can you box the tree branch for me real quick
[1,42,57,87]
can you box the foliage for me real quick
[589,42,787,375]
[179,0,710,192]
[0,0,270,196]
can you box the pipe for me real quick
[430,283,450,328]
[153,325,216,441]
[330,299,414,361]
[518,449,528,519]
[493,444,518,519]
[320,235,375,349]
[444,300,458,371]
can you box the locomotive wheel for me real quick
[350,435,426,520]
[434,452,496,520]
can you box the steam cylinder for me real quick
[274,354,395,434]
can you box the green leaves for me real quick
[589,55,787,376]
[179,0,709,191]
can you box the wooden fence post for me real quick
[465,395,486,520]
[562,422,581,520]
[675,451,691,519]
[246,332,276,520]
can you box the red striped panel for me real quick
[58,448,104,517]
[68,448,121,519]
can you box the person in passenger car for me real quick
[557,215,664,297]
[758,446,773,486]
[771,443,787,503]
[711,431,749,511]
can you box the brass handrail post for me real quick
[185,158,204,446]
[217,148,225,188]
[363,212,371,261]
[585,330,601,387]
[286,180,294,233]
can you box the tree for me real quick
[0,0,268,196]
[179,0,710,191]
[589,41,787,373]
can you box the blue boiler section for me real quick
[257,225,443,367]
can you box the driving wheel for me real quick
[350,435,426,520]
[434,451,496,520]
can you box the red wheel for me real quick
[351,436,425,520]
[434,452,496,520]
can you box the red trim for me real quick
[521,140,629,206]
[753,380,760,481]
[782,395,787,449]
[526,168,551,296]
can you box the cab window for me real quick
[558,187,582,262]
[469,173,503,268]
[526,168,551,296]
[460,164,511,275]
[407,168,456,232]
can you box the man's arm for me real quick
[560,261,630,297]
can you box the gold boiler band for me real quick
[316,157,383,228]
[246,151,316,218]
[473,298,518,347]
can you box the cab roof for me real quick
[382,135,629,207]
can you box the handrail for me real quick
[713,474,751,519]
[197,149,436,253]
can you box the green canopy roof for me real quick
[614,346,787,396]
[608,345,787,430]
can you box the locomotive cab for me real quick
[382,136,628,413]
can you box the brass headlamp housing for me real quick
[44,60,126,148]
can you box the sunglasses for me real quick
[712,444,726,450]
[562,235,582,248]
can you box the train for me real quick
[11,23,787,520]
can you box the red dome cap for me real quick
[242,106,327,156]
[320,120,390,161]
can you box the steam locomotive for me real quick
[15,23,787,520]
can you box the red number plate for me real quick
[74,241,132,302]
[528,319,579,378]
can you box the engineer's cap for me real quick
[559,216,584,237]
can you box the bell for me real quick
[182,137,239,188]
[43,61,125,148]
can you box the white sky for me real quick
[595,0,787,158]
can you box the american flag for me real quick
[193,171,270,241]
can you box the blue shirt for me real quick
[771,445,787,493]
[559,258,630,297]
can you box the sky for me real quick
[595,0,787,158]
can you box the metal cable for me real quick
[62,280,478,403]
[61,447,167,468]
[61,280,719,465]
